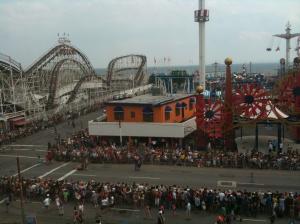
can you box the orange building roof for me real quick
[105,94,196,123]
[105,94,194,107]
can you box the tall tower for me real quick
[194,0,209,90]
[274,22,300,70]
[224,57,236,151]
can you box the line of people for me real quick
[50,129,300,171]
[0,176,299,221]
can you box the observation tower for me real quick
[194,0,209,90]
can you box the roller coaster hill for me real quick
[195,57,300,151]
[0,37,148,131]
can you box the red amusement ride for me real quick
[233,84,270,119]
[197,99,224,138]
[274,73,300,115]
[195,56,300,150]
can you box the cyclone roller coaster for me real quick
[0,37,148,129]
[107,54,147,90]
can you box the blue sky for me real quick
[0,0,299,68]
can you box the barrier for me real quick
[217,180,237,188]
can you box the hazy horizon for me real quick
[95,62,279,76]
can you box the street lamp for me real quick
[119,119,122,146]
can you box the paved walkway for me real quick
[14,111,101,146]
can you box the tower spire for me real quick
[194,0,209,90]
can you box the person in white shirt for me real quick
[186,202,191,217]
[219,192,225,202]
[55,196,64,216]
[43,194,51,209]
[78,202,84,214]
[279,142,283,153]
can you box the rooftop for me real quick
[106,94,194,106]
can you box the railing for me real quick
[0,52,22,72]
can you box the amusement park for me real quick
[0,0,300,223]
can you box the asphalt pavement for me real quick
[0,152,299,192]
[14,110,101,146]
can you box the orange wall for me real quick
[107,106,145,122]
[161,97,195,123]
[106,96,196,123]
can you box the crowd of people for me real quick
[50,129,300,171]
[0,176,299,221]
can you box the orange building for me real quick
[89,94,197,140]
[105,94,196,123]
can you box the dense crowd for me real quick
[0,176,299,220]
[51,129,300,171]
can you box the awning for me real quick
[240,101,288,120]
[10,117,24,122]
[14,120,30,126]
[9,116,30,126]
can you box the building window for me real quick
[175,103,181,116]
[181,102,187,118]
[114,106,124,120]
[131,111,135,118]
[189,97,196,110]
[165,106,172,121]
[143,106,153,122]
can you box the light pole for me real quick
[17,157,26,224]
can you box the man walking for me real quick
[55,195,64,216]
[5,197,10,213]
[186,201,191,218]
[157,209,165,224]
[43,194,51,209]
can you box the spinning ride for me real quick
[273,63,300,141]
[196,99,224,138]
[274,73,300,115]
[233,84,270,119]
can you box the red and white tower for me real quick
[194,0,209,90]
